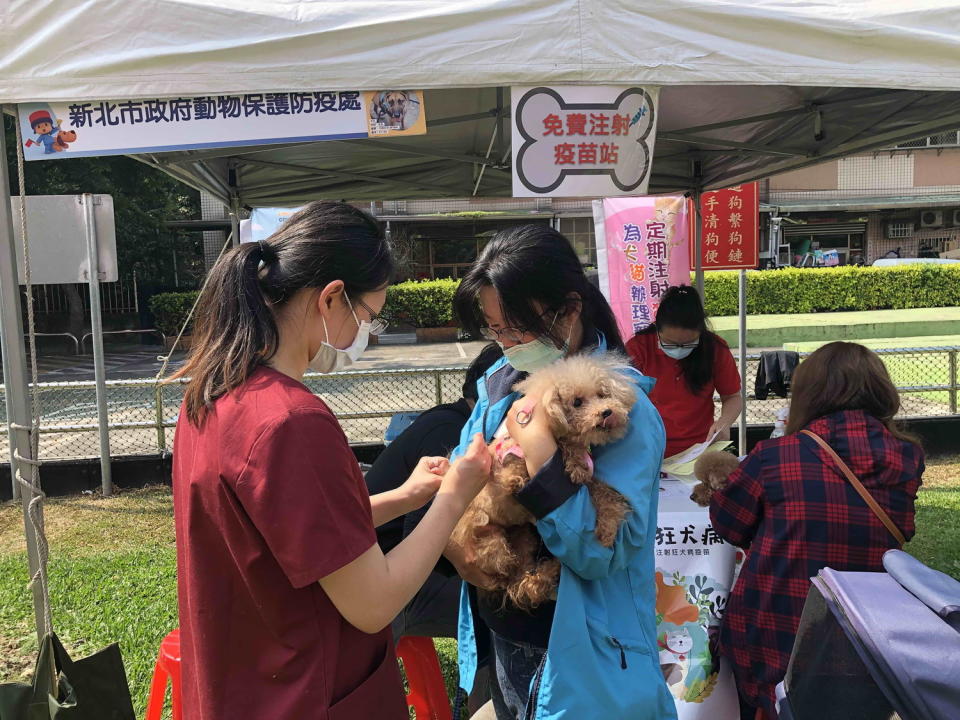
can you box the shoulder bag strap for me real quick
[800,429,906,547]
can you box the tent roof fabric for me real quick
[5,1,960,201]
[137,85,960,203]
[4,1,960,102]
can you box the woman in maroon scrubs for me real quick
[171,201,491,720]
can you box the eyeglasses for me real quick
[480,326,530,344]
[480,310,559,345]
[352,297,390,336]
[658,334,700,351]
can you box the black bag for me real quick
[0,633,135,720]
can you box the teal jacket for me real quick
[451,339,677,720]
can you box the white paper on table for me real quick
[659,478,697,502]
[668,431,720,466]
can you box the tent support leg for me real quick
[0,113,49,643]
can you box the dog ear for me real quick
[540,385,569,436]
[606,371,637,410]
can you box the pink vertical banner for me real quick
[600,196,691,340]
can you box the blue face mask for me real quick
[502,337,567,373]
[659,335,699,360]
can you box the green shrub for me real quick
[701,265,960,316]
[384,279,459,328]
[148,291,200,337]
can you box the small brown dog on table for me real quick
[451,354,636,610]
[690,451,741,506]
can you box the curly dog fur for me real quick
[690,451,741,506]
[451,354,637,611]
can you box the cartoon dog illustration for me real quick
[659,627,694,697]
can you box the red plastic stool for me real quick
[396,636,452,720]
[144,629,182,720]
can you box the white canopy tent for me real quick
[4,0,960,639]
[5,1,960,204]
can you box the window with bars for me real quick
[885,222,914,239]
[558,216,598,266]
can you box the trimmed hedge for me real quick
[384,279,459,328]
[146,266,960,337]
[148,291,200,337]
[701,265,960,316]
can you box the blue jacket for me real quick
[451,339,677,720]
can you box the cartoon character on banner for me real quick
[655,196,685,249]
[24,106,78,155]
[655,569,730,703]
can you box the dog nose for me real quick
[602,409,613,419]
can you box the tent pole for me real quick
[738,269,748,454]
[0,115,48,642]
[83,194,112,496]
[228,165,241,247]
[693,189,704,297]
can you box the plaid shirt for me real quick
[710,409,923,715]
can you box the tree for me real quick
[4,116,202,335]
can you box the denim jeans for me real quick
[489,631,547,720]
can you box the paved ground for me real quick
[22,340,489,383]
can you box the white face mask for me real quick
[307,293,371,373]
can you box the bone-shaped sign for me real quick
[513,87,656,195]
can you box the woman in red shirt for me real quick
[625,285,741,457]
[171,201,491,720]
[710,342,923,719]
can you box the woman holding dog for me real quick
[626,285,742,458]
[710,342,923,720]
[171,202,492,720]
[447,225,677,720]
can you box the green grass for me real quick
[2,463,958,713]
[783,337,960,408]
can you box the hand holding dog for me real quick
[505,398,558,477]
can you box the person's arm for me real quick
[708,339,743,439]
[505,371,665,581]
[708,394,743,440]
[369,456,447,528]
[709,447,764,548]
[320,433,491,633]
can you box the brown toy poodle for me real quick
[451,354,636,611]
[690,450,741,506]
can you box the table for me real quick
[655,475,741,720]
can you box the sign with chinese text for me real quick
[17,90,427,160]
[690,183,759,270]
[596,196,690,338]
[512,86,658,197]
[656,486,740,719]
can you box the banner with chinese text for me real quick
[597,196,691,339]
[17,90,426,160]
[689,183,759,270]
[656,484,740,719]
[512,86,658,197]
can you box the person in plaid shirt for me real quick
[710,342,924,719]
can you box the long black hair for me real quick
[454,224,624,353]
[639,285,717,393]
[175,201,393,424]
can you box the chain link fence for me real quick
[0,347,956,461]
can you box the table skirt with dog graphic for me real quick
[655,477,742,720]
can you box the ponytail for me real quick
[173,201,393,425]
